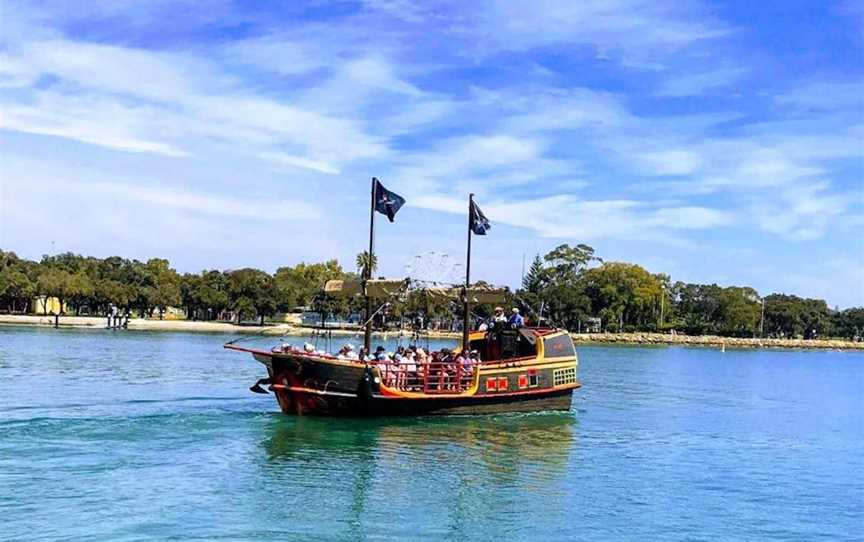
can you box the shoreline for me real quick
[569,331,864,351]
[1,315,862,351]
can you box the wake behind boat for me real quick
[224,179,581,416]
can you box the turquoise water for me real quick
[1,327,861,541]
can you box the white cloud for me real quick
[0,38,391,167]
[0,93,189,157]
[260,152,340,175]
[413,192,730,241]
[655,67,747,97]
[465,0,731,66]
[226,37,329,76]
[496,87,632,132]
[637,149,704,176]
[775,80,864,113]
[22,40,203,103]
[752,182,850,241]
[342,56,422,96]
[3,174,322,221]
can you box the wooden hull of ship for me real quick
[237,349,579,417]
[280,383,576,417]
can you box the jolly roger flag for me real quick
[373,178,406,222]
[470,198,491,235]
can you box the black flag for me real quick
[373,178,405,222]
[470,199,491,235]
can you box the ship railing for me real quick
[374,361,477,394]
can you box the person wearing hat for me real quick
[493,306,507,324]
[508,307,524,329]
[374,346,388,362]
[337,343,358,360]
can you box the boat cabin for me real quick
[467,326,576,362]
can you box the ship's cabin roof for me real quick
[467,326,575,362]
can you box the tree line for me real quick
[0,250,348,325]
[516,244,863,340]
[1,247,862,340]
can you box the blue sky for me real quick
[0,0,862,306]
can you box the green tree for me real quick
[146,258,181,319]
[541,281,592,330]
[119,260,156,318]
[227,268,277,324]
[832,308,864,340]
[179,273,202,319]
[355,251,378,279]
[0,266,35,313]
[40,252,86,273]
[182,270,230,321]
[200,271,230,320]
[512,245,601,329]
[670,282,724,334]
[717,287,761,337]
[0,250,20,269]
[94,279,129,314]
[581,262,663,331]
[543,243,600,284]
[274,260,347,311]
[37,268,75,324]
[522,254,547,293]
[66,272,95,315]
[763,294,832,339]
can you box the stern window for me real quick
[543,334,576,358]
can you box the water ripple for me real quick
[1,328,862,541]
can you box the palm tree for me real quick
[356,251,378,279]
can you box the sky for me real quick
[0,0,862,307]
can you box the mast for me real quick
[364,178,377,352]
[462,193,473,350]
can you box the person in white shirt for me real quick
[337,343,358,359]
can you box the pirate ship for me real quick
[224,178,580,416]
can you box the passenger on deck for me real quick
[493,306,507,326]
[374,346,388,362]
[358,347,368,362]
[401,349,417,389]
[459,349,477,389]
[415,347,428,364]
[388,350,404,387]
[337,343,358,359]
[509,308,524,329]
[454,349,475,391]
[454,349,467,366]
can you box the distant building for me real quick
[160,307,185,320]
[31,296,66,315]
[583,317,602,333]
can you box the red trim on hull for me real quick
[372,382,581,400]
